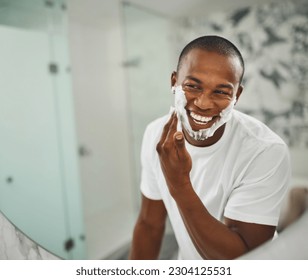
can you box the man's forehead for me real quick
[183,48,238,64]
[179,49,243,81]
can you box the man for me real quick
[129,35,291,260]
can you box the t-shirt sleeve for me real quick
[224,143,291,226]
[140,125,162,200]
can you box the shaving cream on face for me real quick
[172,85,236,141]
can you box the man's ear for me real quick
[171,71,177,88]
[235,84,244,105]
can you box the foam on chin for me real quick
[172,85,236,141]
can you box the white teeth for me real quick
[190,112,213,123]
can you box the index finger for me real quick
[157,112,176,150]
[164,113,178,145]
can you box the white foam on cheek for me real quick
[172,85,236,141]
[172,86,187,132]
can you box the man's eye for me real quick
[214,90,228,95]
[184,84,201,91]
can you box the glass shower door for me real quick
[0,0,85,259]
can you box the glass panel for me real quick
[0,0,85,259]
[0,0,48,31]
[122,3,174,205]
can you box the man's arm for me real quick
[156,113,275,259]
[277,187,308,232]
[129,194,167,260]
[173,183,275,259]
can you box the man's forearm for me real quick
[129,221,165,260]
[172,184,248,260]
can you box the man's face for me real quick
[172,49,243,135]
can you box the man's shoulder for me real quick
[140,114,171,163]
[232,110,287,147]
[141,114,169,150]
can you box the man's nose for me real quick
[193,93,214,110]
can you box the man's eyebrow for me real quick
[185,76,234,90]
[185,76,202,83]
[216,83,234,90]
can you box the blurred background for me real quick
[0,0,307,260]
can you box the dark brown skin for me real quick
[129,195,167,260]
[277,187,308,232]
[129,49,276,260]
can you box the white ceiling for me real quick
[68,0,277,23]
[125,0,273,18]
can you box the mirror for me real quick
[1,0,307,260]
[0,0,86,259]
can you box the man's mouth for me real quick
[190,112,217,125]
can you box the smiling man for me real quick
[129,35,291,260]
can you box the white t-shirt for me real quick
[140,109,291,260]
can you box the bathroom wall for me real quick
[169,0,308,184]
[66,0,136,259]
[122,3,175,206]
